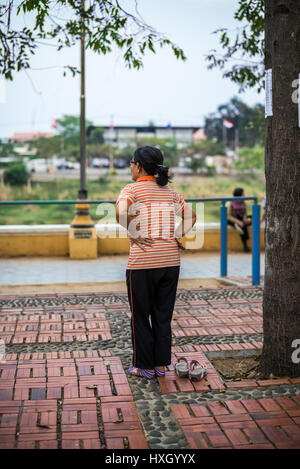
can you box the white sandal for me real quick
[174,357,189,378]
[190,360,207,381]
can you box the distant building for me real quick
[205,155,234,174]
[14,146,37,156]
[87,125,206,147]
[193,128,207,143]
[11,132,55,143]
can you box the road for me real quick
[29,167,208,182]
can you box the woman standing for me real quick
[116,146,196,379]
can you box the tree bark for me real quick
[259,1,300,377]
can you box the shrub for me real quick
[187,156,205,174]
[235,146,265,170]
[3,162,29,186]
[206,165,217,176]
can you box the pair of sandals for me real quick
[128,366,165,380]
[174,357,207,381]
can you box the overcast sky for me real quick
[0,0,264,139]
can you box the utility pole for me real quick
[234,115,239,162]
[69,0,97,259]
[79,0,87,199]
[109,114,114,174]
[222,119,227,153]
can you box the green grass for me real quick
[0,174,266,225]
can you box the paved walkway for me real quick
[0,284,299,449]
[0,252,265,287]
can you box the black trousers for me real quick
[227,214,252,244]
[126,266,180,369]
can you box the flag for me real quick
[51,119,57,129]
[223,119,234,129]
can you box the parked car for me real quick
[91,157,110,168]
[26,158,48,173]
[72,162,80,170]
[56,160,79,170]
[113,157,129,169]
[56,162,72,170]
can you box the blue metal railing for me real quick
[0,196,261,285]
[217,197,260,286]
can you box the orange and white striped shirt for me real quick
[116,175,188,270]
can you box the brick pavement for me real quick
[0,284,299,450]
[171,397,300,449]
[0,311,111,345]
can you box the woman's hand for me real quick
[130,236,154,251]
[175,238,186,250]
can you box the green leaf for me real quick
[4,0,187,80]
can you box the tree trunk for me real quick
[259,1,300,377]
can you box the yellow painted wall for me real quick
[0,226,265,257]
[0,234,69,256]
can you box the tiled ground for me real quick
[0,253,265,285]
[0,284,299,449]
[0,312,111,345]
[171,397,300,449]
[0,351,147,449]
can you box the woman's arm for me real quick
[116,199,153,250]
[174,204,197,239]
[116,199,136,229]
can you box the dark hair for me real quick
[233,187,244,197]
[133,146,173,186]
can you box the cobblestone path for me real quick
[0,285,299,449]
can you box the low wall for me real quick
[0,223,265,257]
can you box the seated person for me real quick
[225,187,252,253]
